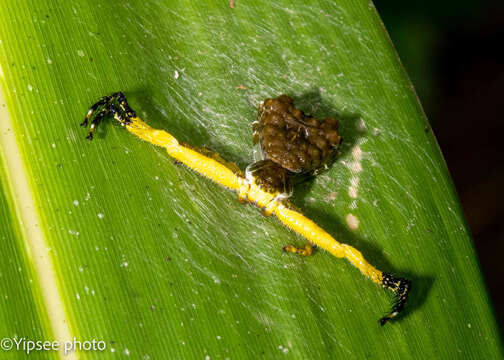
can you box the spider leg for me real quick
[83,93,243,189]
[80,95,110,127]
[271,203,411,324]
[181,143,244,176]
[126,116,243,191]
[379,274,411,325]
[110,107,128,126]
[81,92,135,139]
[237,189,248,204]
[114,91,136,122]
[283,241,313,256]
[85,108,109,140]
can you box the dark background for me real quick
[374,0,503,328]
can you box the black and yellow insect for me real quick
[81,92,411,325]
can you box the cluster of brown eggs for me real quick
[254,94,342,175]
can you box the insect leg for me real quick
[283,241,313,256]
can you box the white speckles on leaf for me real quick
[77,50,85,57]
[357,118,367,131]
[68,229,80,236]
[351,145,363,162]
[73,200,79,206]
[47,58,52,64]
[278,345,290,353]
[348,161,362,173]
[348,176,360,198]
[349,200,357,209]
[97,213,104,219]
[27,84,33,91]
[174,70,179,79]
[326,191,338,201]
[345,137,368,205]
[345,213,359,230]
[406,218,415,232]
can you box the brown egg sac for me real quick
[254,94,342,174]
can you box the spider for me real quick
[81,92,411,325]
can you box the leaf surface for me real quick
[0,0,501,359]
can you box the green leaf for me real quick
[0,0,501,359]
[0,152,57,360]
